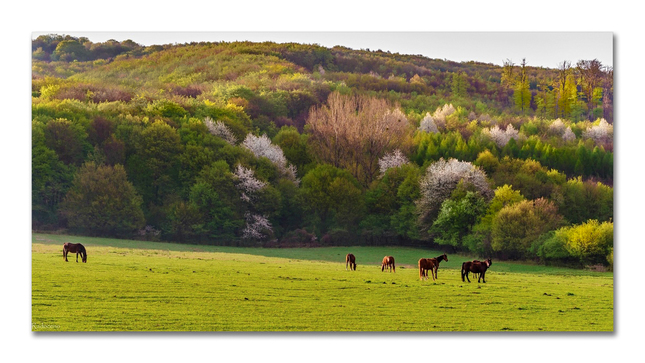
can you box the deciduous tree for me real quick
[416,158,492,234]
[306,92,411,186]
[61,162,145,236]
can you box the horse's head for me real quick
[486,258,492,267]
[442,253,448,262]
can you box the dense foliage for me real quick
[32,34,613,267]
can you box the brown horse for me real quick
[63,243,87,263]
[419,253,448,281]
[418,258,436,280]
[466,260,481,281]
[381,256,395,272]
[346,253,356,271]
[461,259,492,283]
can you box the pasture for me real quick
[32,234,613,331]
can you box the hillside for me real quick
[31,34,614,268]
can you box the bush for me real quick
[274,229,319,248]
[319,229,361,246]
[556,220,613,266]
[491,198,563,260]
[531,231,576,266]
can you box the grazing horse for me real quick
[461,259,492,283]
[346,253,356,271]
[381,256,395,272]
[419,254,448,281]
[63,243,87,263]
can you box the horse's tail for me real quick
[461,263,466,282]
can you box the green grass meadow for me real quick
[32,233,613,331]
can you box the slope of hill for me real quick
[31,35,614,268]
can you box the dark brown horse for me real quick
[419,253,448,281]
[381,256,395,272]
[346,253,356,271]
[461,259,492,283]
[466,260,481,281]
[63,243,87,263]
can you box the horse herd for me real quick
[346,253,493,283]
[62,243,491,283]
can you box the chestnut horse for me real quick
[461,259,492,283]
[419,253,448,281]
[346,253,356,271]
[63,243,87,263]
[418,258,436,280]
[381,256,395,272]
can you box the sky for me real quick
[31,31,613,69]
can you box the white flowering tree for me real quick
[232,164,273,240]
[233,164,266,203]
[548,118,566,135]
[483,124,522,148]
[583,118,613,144]
[416,158,493,232]
[562,126,576,142]
[378,149,409,176]
[418,112,439,133]
[204,117,237,145]
[241,212,273,240]
[242,133,298,183]
[548,118,576,142]
[431,104,456,129]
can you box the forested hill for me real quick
[32,34,614,268]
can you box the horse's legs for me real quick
[466,271,470,283]
[64,249,68,262]
[76,252,79,263]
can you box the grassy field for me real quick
[32,233,613,331]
